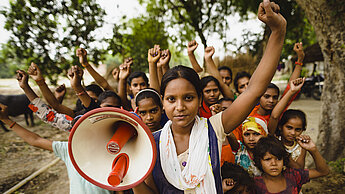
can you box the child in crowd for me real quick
[230,116,269,176]
[199,76,222,118]
[221,162,254,194]
[117,57,149,110]
[253,135,329,194]
[218,66,233,87]
[276,109,308,168]
[234,71,251,96]
[134,88,166,132]
[133,1,287,192]
[250,42,305,123]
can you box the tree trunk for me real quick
[295,0,345,161]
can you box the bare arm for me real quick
[226,133,240,151]
[295,148,307,169]
[222,0,287,133]
[204,46,234,99]
[77,48,114,91]
[148,45,161,92]
[288,42,305,85]
[118,62,132,110]
[297,135,329,178]
[187,40,203,73]
[157,49,171,85]
[68,66,92,108]
[0,104,53,151]
[54,84,66,104]
[27,63,75,117]
[16,70,38,101]
[268,78,305,134]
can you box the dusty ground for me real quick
[0,79,344,193]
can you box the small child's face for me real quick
[137,98,162,132]
[260,152,283,177]
[281,117,304,143]
[130,77,148,96]
[243,130,263,149]
[237,77,249,94]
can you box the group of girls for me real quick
[0,0,330,193]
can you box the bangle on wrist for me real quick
[9,121,16,128]
[35,78,45,86]
[295,61,303,66]
[81,63,90,68]
[76,91,86,96]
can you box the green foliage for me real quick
[107,16,169,72]
[139,0,232,50]
[230,0,317,59]
[328,158,345,173]
[0,0,105,84]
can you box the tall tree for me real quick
[230,0,317,59]
[1,0,105,84]
[139,0,232,49]
[295,0,345,161]
[107,16,169,72]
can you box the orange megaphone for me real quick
[68,107,157,191]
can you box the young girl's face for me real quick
[243,130,263,149]
[163,78,201,131]
[261,152,283,177]
[237,77,249,94]
[202,81,220,106]
[137,98,162,132]
[259,88,279,112]
[281,117,304,143]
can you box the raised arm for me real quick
[0,104,53,151]
[157,49,171,84]
[68,65,92,108]
[204,46,234,99]
[297,135,329,178]
[187,40,203,73]
[17,70,73,131]
[288,42,304,84]
[268,77,305,134]
[148,45,161,92]
[222,0,287,133]
[77,48,114,91]
[27,62,75,117]
[16,70,38,101]
[118,61,132,110]
[54,84,66,104]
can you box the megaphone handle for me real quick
[108,153,129,186]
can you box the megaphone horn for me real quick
[68,107,157,191]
